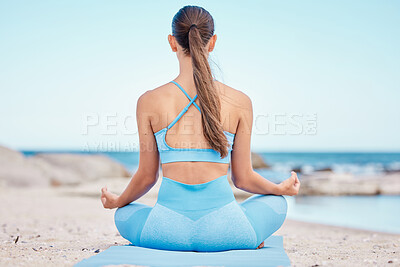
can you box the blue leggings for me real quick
[114,175,287,252]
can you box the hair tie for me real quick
[189,24,198,30]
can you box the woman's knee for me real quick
[114,206,131,236]
[240,195,288,244]
[114,203,152,245]
[114,205,130,223]
[272,195,288,215]
[114,207,122,221]
[114,202,149,223]
[260,195,287,229]
[247,194,288,216]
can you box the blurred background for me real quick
[1,0,399,235]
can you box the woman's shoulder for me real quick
[138,82,174,99]
[137,80,252,112]
[136,82,176,110]
[214,80,252,108]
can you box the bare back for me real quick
[146,80,248,184]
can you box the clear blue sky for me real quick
[1,0,399,152]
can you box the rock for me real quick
[315,167,333,172]
[251,152,270,169]
[0,146,25,163]
[28,156,83,186]
[298,171,400,196]
[378,173,400,195]
[30,153,131,186]
[0,145,131,187]
[0,146,48,187]
[291,167,302,173]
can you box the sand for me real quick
[0,178,399,267]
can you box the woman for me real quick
[100,5,300,252]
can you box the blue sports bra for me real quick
[154,81,235,164]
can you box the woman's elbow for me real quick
[136,167,159,186]
[231,169,253,190]
[146,170,159,186]
[232,179,245,190]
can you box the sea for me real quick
[23,151,400,234]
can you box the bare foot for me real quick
[257,241,264,249]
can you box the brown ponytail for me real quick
[172,6,229,158]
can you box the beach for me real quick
[2,0,399,266]
[1,177,399,267]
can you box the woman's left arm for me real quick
[101,91,160,209]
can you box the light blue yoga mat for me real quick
[75,235,290,267]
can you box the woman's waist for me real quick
[157,175,236,211]
[161,162,229,183]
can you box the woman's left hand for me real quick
[101,187,120,209]
[278,171,300,196]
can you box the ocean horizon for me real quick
[22,150,400,176]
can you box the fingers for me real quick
[291,171,296,179]
[292,171,300,185]
[292,173,300,194]
[101,187,110,199]
[287,171,295,185]
[101,186,108,208]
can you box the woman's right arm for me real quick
[230,93,300,196]
[101,91,160,209]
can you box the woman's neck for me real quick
[176,56,196,91]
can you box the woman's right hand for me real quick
[101,187,120,209]
[278,171,300,196]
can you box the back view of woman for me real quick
[101,5,300,252]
